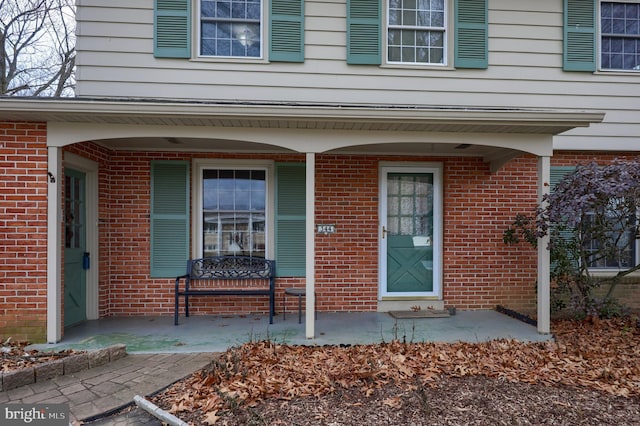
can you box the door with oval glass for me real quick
[64,169,87,327]
[380,166,442,298]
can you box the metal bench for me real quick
[174,256,276,325]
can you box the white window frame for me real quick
[385,0,450,66]
[586,206,640,272]
[192,159,275,259]
[598,0,640,72]
[197,0,265,59]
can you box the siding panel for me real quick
[75,0,640,150]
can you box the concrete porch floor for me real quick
[31,310,551,354]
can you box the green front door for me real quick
[381,167,441,297]
[64,169,87,327]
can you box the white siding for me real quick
[75,0,640,150]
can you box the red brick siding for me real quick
[443,156,538,312]
[0,122,49,342]
[315,155,379,311]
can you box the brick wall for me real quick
[314,155,380,311]
[443,156,538,312]
[0,122,49,342]
[82,151,542,317]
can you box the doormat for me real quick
[389,310,450,319]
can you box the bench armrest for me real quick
[175,274,189,293]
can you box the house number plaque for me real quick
[316,224,336,234]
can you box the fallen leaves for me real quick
[152,317,640,425]
[1,338,85,372]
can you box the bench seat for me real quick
[174,256,276,325]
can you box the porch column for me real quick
[305,153,316,339]
[47,146,63,343]
[537,155,551,334]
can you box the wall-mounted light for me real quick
[47,172,56,183]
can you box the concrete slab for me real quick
[30,311,551,354]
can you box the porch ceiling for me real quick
[0,97,604,136]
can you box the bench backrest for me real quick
[187,256,275,281]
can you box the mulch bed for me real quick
[4,316,640,425]
[148,316,640,425]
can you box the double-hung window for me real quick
[600,2,640,71]
[387,0,446,65]
[200,0,263,58]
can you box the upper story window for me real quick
[200,0,263,58]
[600,2,640,70]
[387,0,447,65]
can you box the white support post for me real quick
[47,147,63,343]
[305,153,316,339]
[537,155,551,334]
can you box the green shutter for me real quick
[270,0,305,62]
[150,161,190,277]
[454,0,488,69]
[154,0,191,58]
[563,0,596,71]
[550,166,576,191]
[275,163,306,276]
[347,0,382,65]
[550,166,577,259]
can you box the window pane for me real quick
[403,10,417,26]
[389,9,401,26]
[416,31,429,47]
[417,10,430,26]
[402,46,416,62]
[430,47,443,63]
[404,0,417,11]
[201,0,216,17]
[388,45,402,61]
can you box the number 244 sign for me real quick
[316,224,336,234]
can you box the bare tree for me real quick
[0,0,75,96]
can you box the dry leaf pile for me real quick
[1,338,83,372]
[153,317,640,424]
